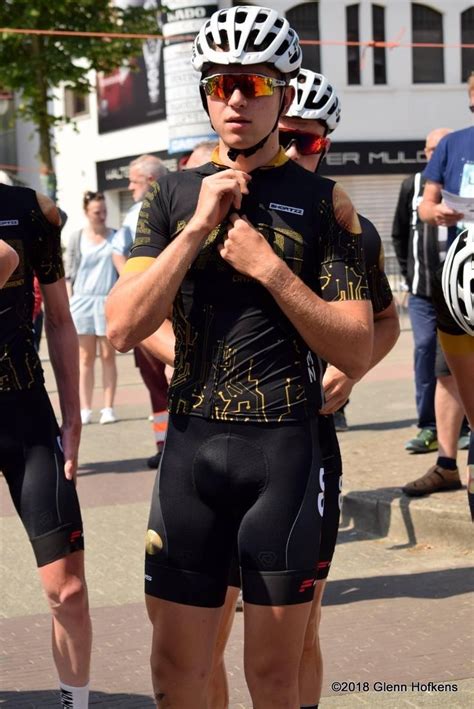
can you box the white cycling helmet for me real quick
[286,69,341,133]
[441,226,474,336]
[192,6,302,78]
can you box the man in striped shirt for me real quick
[392,128,467,458]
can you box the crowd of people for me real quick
[1,5,472,708]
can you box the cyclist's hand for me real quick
[218,213,277,280]
[320,366,356,414]
[190,170,251,234]
[60,422,81,484]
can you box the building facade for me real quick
[1,0,472,271]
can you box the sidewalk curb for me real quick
[342,488,471,549]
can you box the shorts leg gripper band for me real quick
[32,524,84,568]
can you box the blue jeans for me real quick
[408,294,437,431]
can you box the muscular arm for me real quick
[321,300,400,413]
[418,181,463,227]
[36,191,81,481]
[263,262,373,379]
[0,240,19,288]
[41,278,81,482]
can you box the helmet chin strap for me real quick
[199,85,287,163]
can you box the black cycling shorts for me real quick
[316,415,343,580]
[145,414,324,607]
[431,264,466,338]
[226,414,343,588]
[0,387,84,567]
[434,338,451,378]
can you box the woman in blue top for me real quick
[66,191,127,425]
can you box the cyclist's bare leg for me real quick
[298,579,327,706]
[146,595,222,708]
[208,585,240,708]
[244,601,313,708]
[38,551,92,686]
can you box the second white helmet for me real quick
[441,226,474,336]
[286,69,341,133]
[192,6,302,78]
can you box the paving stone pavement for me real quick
[1,324,473,708]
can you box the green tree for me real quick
[0,0,158,197]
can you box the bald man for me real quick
[391,128,468,458]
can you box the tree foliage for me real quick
[0,0,158,191]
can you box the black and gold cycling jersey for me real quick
[0,185,64,392]
[125,150,370,422]
[359,214,393,314]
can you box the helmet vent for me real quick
[276,39,289,56]
[219,30,229,51]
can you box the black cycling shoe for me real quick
[147,451,162,469]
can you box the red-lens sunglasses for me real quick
[279,129,330,156]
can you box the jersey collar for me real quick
[211,146,289,171]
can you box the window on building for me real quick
[372,4,386,84]
[64,88,89,119]
[411,3,444,83]
[461,7,474,82]
[346,4,361,85]
[286,3,320,73]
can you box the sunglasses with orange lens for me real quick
[279,129,330,156]
[200,73,287,100]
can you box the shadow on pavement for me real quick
[77,458,149,475]
[341,485,418,544]
[323,566,474,606]
[0,690,155,707]
[341,485,465,548]
[343,418,416,432]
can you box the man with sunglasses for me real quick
[106,6,372,706]
[280,78,346,433]
[204,68,400,709]
[280,67,399,709]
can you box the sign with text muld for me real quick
[96,150,180,192]
[320,140,427,175]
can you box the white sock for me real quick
[59,681,90,709]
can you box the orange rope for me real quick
[0,163,54,175]
[0,27,473,48]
